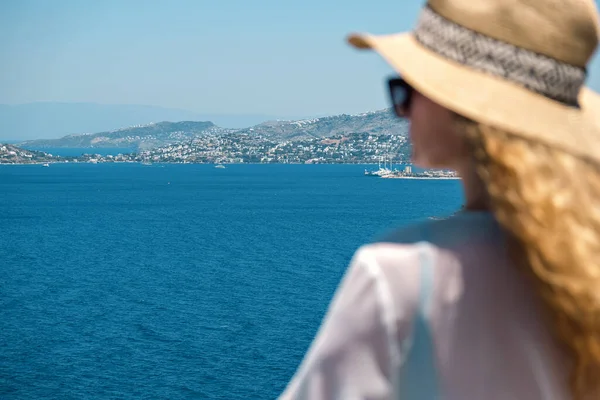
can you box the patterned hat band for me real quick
[413,6,587,107]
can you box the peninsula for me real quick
[1,108,459,181]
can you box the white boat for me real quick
[215,164,226,169]
[364,167,391,176]
[42,163,50,167]
[364,157,394,176]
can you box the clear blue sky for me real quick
[1,0,599,117]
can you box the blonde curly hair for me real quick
[457,117,600,399]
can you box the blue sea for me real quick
[0,163,463,399]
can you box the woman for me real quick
[279,0,600,399]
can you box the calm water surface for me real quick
[0,163,463,399]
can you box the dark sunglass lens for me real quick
[391,85,408,107]
[389,80,411,117]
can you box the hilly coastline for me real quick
[0,144,56,164]
[18,121,233,150]
[17,109,407,151]
[235,110,404,141]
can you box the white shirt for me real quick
[279,211,571,400]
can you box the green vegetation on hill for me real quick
[18,121,226,149]
[17,109,408,151]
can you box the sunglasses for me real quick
[387,77,414,118]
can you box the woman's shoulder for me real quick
[352,211,504,305]
[370,210,501,249]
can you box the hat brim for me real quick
[348,32,600,164]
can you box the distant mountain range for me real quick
[236,110,404,141]
[17,109,408,150]
[18,121,232,151]
[0,102,296,141]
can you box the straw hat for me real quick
[347,0,600,164]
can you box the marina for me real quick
[364,159,459,179]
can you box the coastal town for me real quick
[1,132,412,165]
[134,132,412,164]
[1,136,459,179]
